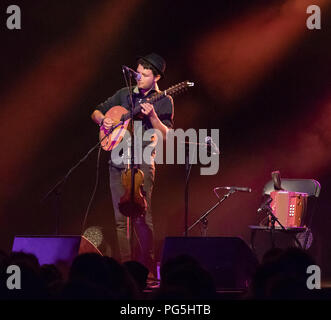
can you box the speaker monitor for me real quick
[161,237,258,290]
[12,235,102,274]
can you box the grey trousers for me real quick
[109,163,155,272]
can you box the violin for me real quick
[118,166,147,218]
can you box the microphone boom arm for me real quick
[185,188,237,235]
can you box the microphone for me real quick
[215,186,252,192]
[205,136,220,155]
[122,65,142,81]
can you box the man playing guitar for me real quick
[91,53,174,274]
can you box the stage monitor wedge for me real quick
[161,236,258,290]
[12,235,102,269]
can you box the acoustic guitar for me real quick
[99,80,194,151]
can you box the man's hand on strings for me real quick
[141,103,157,119]
[102,117,115,130]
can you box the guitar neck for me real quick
[120,81,193,122]
[148,91,167,104]
[121,91,168,122]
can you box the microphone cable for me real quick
[81,145,102,235]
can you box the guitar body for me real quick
[99,105,130,151]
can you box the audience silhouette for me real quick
[0,246,329,300]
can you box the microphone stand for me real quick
[122,67,136,208]
[184,140,190,237]
[121,66,139,254]
[42,67,137,236]
[185,188,236,236]
[182,141,211,237]
[261,204,302,249]
[264,205,286,249]
[41,123,120,235]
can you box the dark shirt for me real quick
[96,85,174,167]
[97,86,174,129]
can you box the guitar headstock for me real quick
[149,81,194,103]
[166,80,194,97]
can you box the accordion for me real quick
[270,190,308,228]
